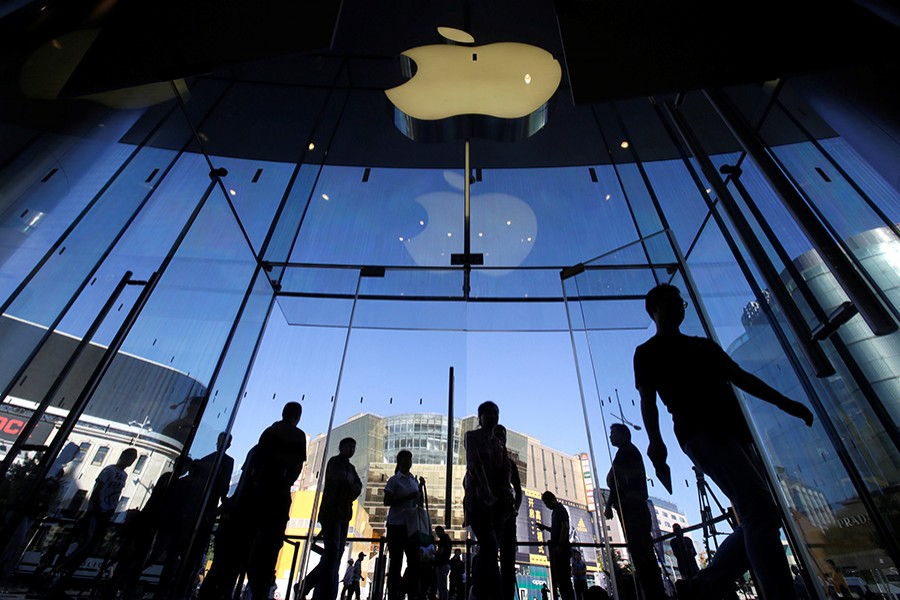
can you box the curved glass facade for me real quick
[0,5,898,600]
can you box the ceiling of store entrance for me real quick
[2,0,895,169]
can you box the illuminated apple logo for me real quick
[385,27,562,141]
[405,171,538,272]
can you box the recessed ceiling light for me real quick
[478,232,484,237]
[308,143,316,150]
[524,74,532,85]
[399,236,404,241]
[322,194,330,201]
[620,141,629,149]
[605,194,611,201]
[447,232,452,237]
[229,189,237,196]
[419,220,425,226]
[506,220,512,225]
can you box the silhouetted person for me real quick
[48,447,138,597]
[314,437,363,600]
[572,550,588,600]
[434,526,452,600]
[340,559,355,600]
[448,549,464,600]
[294,532,325,598]
[541,583,551,600]
[537,491,574,600]
[495,424,523,600]
[384,449,423,600]
[242,401,307,599]
[603,423,665,600]
[344,552,364,600]
[636,284,814,600]
[184,433,234,574]
[106,465,183,599]
[197,444,263,600]
[670,524,699,579]
[464,401,512,600]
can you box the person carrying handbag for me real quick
[384,450,425,600]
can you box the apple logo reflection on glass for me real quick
[385,27,562,142]
[405,171,538,271]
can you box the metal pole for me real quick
[445,366,455,529]
[665,102,836,378]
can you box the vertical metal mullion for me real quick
[295,267,368,592]
[704,87,897,336]
[445,366,455,529]
[169,264,275,594]
[0,270,134,482]
[666,103,834,377]
[559,270,619,600]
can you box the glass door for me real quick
[560,236,716,600]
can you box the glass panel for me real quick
[676,207,899,594]
[294,268,465,597]
[1,159,264,597]
[0,79,229,403]
[564,264,715,597]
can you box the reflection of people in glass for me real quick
[161,395,203,442]
[636,284,814,600]
[494,424,522,600]
[0,442,76,584]
[604,423,665,600]
[157,432,235,598]
[47,447,138,597]
[384,449,423,600]
[313,437,363,600]
[537,491,574,600]
[464,401,511,600]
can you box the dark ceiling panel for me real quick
[60,0,342,96]
[555,0,898,104]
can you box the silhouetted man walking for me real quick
[314,437,363,600]
[604,423,665,600]
[635,284,814,600]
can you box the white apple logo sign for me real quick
[405,171,538,274]
[385,27,561,141]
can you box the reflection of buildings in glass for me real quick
[0,316,208,516]
[728,226,900,497]
[727,226,900,573]
[298,412,589,539]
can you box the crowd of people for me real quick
[2,283,819,600]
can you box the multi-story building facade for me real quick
[299,412,589,540]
